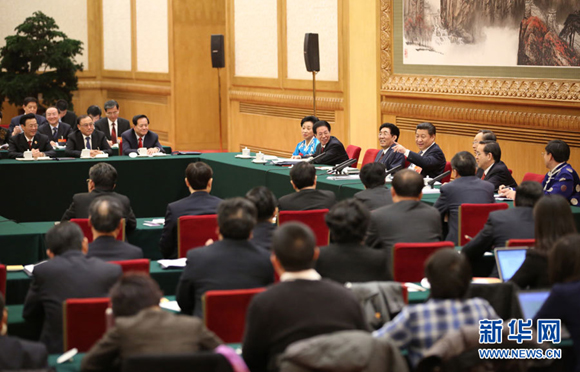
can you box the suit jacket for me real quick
[354,186,393,211]
[8,132,56,159]
[61,111,77,126]
[94,117,131,140]
[9,114,47,133]
[87,236,144,261]
[80,308,222,372]
[159,191,222,259]
[374,145,405,171]
[250,221,276,252]
[120,128,164,155]
[434,176,496,245]
[0,336,48,370]
[37,122,72,142]
[176,239,274,318]
[406,143,446,178]
[22,250,122,353]
[278,189,336,211]
[0,127,11,145]
[65,129,113,157]
[61,188,137,231]
[312,136,349,165]
[475,161,517,191]
[316,242,392,283]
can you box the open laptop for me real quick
[494,247,528,282]
[516,290,551,319]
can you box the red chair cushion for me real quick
[178,215,219,258]
[278,209,329,247]
[0,265,6,298]
[442,162,452,183]
[63,298,110,352]
[110,259,150,275]
[70,218,125,243]
[458,203,509,246]
[346,145,362,168]
[506,239,535,247]
[522,172,544,183]
[393,241,455,282]
[361,149,380,167]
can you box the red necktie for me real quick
[28,140,32,150]
[138,137,143,148]
[481,173,485,180]
[111,123,117,144]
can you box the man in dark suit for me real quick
[56,99,77,126]
[366,170,442,253]
[461,181,543,276]
[65,115,112,157]
[37,106,72,147]
[278,162,336,211]
[94,100,131,145]
[434,151,495,245]
[246,186,278,252]
[121,114,164,155]
[22,222,122,353]
[354,162,393,211]
[375,122,405,171]
[86,197,143,261]
[61,162,137,231]
[0,112,10,147]
[311,121,349,165]
[176,198,274,317]
[159,162,222,258]
[393,122,446,178]
[475,141,517,191]
[8,97,47,136]
[8,113,56,159]
[242,222,368,372]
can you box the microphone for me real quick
[384,164,402,177]
[332,158,357,174]
[330,158,355,172]
[306,152,326,164]
[427,170,451,189]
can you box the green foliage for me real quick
[0,11,83,109]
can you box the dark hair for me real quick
[480,141,501,162]
[0,111,3,119]
[312,121,331,135]
[20,113,36,125]
[23,97,38,106]
[478,129,497,142]
[451,151,477,177]
[185,162,213,190]
[45,222,84,255]
[534,195,577,254]
[87,105,102,117]
[56,99,69,111]
[514,181,543,208]
[549,234,580,284]
[545,140,570,163]
[104,100,119,111]
[392,169,424,197]
[89,163,117,190]
[272,222,316,271]
[110,273,163,317]
[246,186,277,222]
[89,196,123,233]
[132,114,149,125]
[360,162,386,189]
[300,116,319,127]
[76,114,91,125]
[426,249,472,299]
[217,198,257,240]
[289,162,316,189]
[379,123,400,141]
[416,122,436,136]
[325,199,370,243]
[46,106,60,115]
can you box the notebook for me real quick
[494,247,528,281]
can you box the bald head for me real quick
[89,196,123,233]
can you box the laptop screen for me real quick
[495,248,527,281]
[517,291,550,319]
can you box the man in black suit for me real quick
[159,162,222,258]
[8,97,47,136]
[461,181,543,276]
[475,140,517,191]
[22,222,122,353]
[94,100,131,145]
[278,162,336,211]
[0,112,9,147]
[311,121,349,165]
[246,186,278,252]
[354,162,393,211]
[375,122,405,170]
[65,115,112,157]
[61,162,137,231]
[393,122,446,178]
[121,114,164,155]
[434,151,495,245]
[56,99,77,126]
[8,113,56,159]
[176,198,274,317]
[38,106,72,147]
[242,222,368,372]
[86,197,143,261]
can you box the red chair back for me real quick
[203,288,266,343]
[0,265,6,298]
[278,209,329,247]
[346,145,362,168]
[361,149,380,167]
[442,162,452,183]
[458,203,509,246]
[393,241,455,282]
[118,139,123,155]
[507,239,535,247]
[110,259,150,275]
[178,215,219,258]
[63,298,110,352]
[522,172,544,183]
[70,218,125,243]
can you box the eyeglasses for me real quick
[80,123,94,127]
[105,111,119,116]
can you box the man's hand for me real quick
[147,147,160,155]
[107,140,113,146]
[12,126,22,136]
[392,144,407,154]
[31,149,42,159]
[50,141,57,148]
[291,155,302,159]
[90,150,103,157]
[498,185,516,199]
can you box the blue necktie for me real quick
[52,127,57,139]
[86,137,91,150]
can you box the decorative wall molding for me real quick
[78,80,171,96]
[230,90,344,111]
[379,0,392,85]
[239,102,335,122]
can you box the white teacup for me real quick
[256,152,264,161]
[23,150,33,159]
[81,149,91,158]
[138,148,148,156]
[242,147,250,157]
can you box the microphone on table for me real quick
[306,152,326,164]
[330,158,357,174]
[384,164,402,177]
[427,170,451,189]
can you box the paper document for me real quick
[160,300,181,312]
[158,258,187,269]
[421,187,441,194]
[272,158,303,165]
[144,218,165,226]
[327,175,360,181]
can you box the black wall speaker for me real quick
[211,35,225,68]
[304,33,320,72]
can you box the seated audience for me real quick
[375,122,405,170]
[23,222,122,353]
[366,169,442,251]
[61,163,137,231]
[38,106,72,147]
[159,162,222,258]
[373,249,498,368]
[316,199,391,283]
[94,100,131,145]
[8,97,47,135]
[510,194,577,289]
[393,122,446,178]
[65,115,113,157]
[87,105,102,122]
[176,198,274,317]
[475,140,517,191]
[86,197,143,261]
[278,162,336,211]
[56,99,77,126]
[472,129,496,154]
[121,114,164,155]
[434,151,495,245]
[8,113,56,159]
[246,186,278,251]
[291,115,320,159]
[242,222,368,372]
[81,273,222,372]
[354,162,393,211]
[311,120,349,165]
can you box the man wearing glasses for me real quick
[94,100,131,146]
[65,115,112,158]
